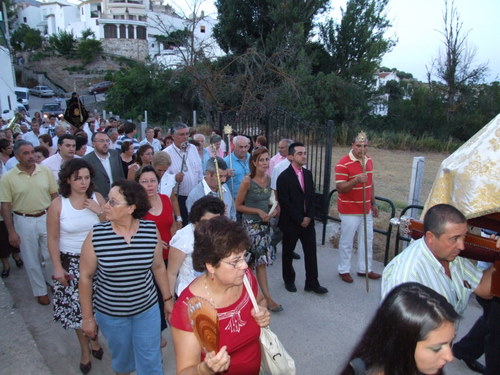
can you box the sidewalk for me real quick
[0,225,481,374]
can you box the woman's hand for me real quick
[257,209,270,222]
[164,298,175,323]
[84,198,101,215]
[82,317,98,339]
[252,306,271,327]
[203,345,230,374]
[52,265,69,286]
[269,205,280,218]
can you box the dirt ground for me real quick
[327,146,449,263]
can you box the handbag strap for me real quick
[243,273,260,313]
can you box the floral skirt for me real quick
[53,252,85,330]
[243,219,272,267]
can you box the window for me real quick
[104,24,117,39]
[23,17,27,23]
[119,24,126,39]
[128,25,134,39]
[200,25,206,33]
[137,26,146,40]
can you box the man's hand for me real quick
[175,172,185,183]
[372,204,379,218]
[356,173,368,184]
[8,231,21,248]
[300,217,311,228]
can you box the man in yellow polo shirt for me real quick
[0,140,58,305]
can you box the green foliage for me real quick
[156,28,191,48]
[49,30,77,56]
[11,24,43,51]
[29,50,54,62]
[319,0,395,86]
[213,0,328,56]
[105,63,194,124]
[77,38,102,65]
[81,28,96,40]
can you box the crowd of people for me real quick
[0,113,498,375]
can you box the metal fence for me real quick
[215,108,334,225]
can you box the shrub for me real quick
[77,38,103,65]
[49,31,77,56]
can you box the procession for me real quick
[0,101,499,375]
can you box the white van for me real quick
[14,87,30,110]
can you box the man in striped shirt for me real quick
[382,204,494,374]
[335,133,380,283]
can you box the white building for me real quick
[40,0,80,35]
[0,46,19,121]
[15,0,44,32]
[371,71,401,116]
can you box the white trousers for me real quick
[338,213,374,274]
[13,214,53,296]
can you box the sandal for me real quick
[269,304,284,313]
[14,257,23,268]
[1,268,10,278]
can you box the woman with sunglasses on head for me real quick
[171,216,270,375]
[235,147,282,312]
[47,159,105,374]
[340,282,458,375]
[79,180,170,375]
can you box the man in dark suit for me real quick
[83,131,125,199]
[277,142,328,295]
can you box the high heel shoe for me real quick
[14,257,23,268]
[1,268,10,278]
[79,361,92,374]
[91,347,103,360]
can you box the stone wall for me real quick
[102,39,149,62]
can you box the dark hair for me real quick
[34,145,49,158]
[164,135,173,144]
[75,136,87,152]
[192,216,250,272]
[154,127,162,138]
[288,142,304,156]
[424,204,467,237]
[249,147,269,178]
[111,180,151,219]
[135,144,153,166]
[121,140,133,153]
[13,139,33,155]
[58,133,76,146]
[340,282,458,375]
[39,133,53,147]
[134,165,160,184]
[91,131,107,142]
[58,159,96,198]
[123,121,136,134]
[0,138,11,153]
[256,135,267,147]
[189,196,225,224]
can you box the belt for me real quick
[13,209,48,217]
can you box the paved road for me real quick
[0,224,482,374]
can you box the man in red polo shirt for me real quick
[335,133,381,283]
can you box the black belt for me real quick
[13,209,48,217]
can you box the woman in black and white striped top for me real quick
[79,180,170,375]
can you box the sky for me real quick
[183,0,500,83]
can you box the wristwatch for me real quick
[176,216,183,222]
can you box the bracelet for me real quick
[163,295,173,302]
[175,216,183,222]
[82,317,95,323]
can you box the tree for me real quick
[77,38,102,65]
[319,0,394,86]
[10,24,43,51]
[49,30,77,56]
[427,0,488,127]
[81,28,95,40]
[213,0,328,56]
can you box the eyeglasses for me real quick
[95,139,111,144]
[106,198,128,207]
[139,179,157,185]
[220,253,248,269]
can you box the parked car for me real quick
[88,81,114,95]
[15,87,30,110]
[41,103,63,118]
[30,85,55,97]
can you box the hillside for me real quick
[22,54,129,93]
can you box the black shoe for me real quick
[14,257,23,268]
[304,285,329,294]
[285,283,297,293]
[91,347,103,360]
[292,252,301,260]
[79,361,92,374]
[1,268,10,278]
[458,358,485,374]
